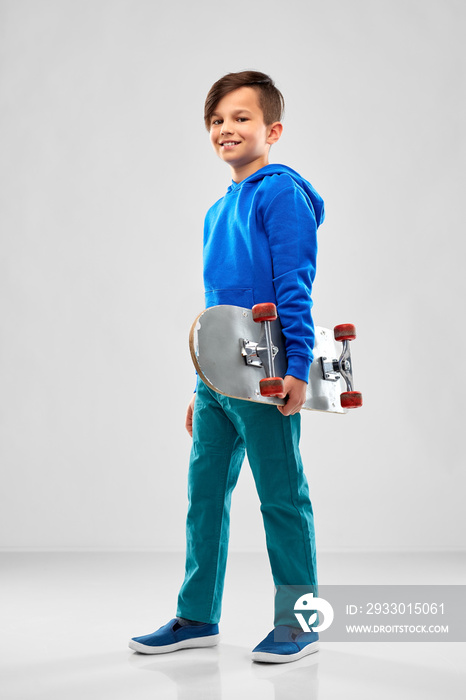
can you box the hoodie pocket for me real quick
[205,288,254,309]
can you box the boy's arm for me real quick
[264,183,319,387]
[186,394,195,437]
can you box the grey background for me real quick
[1,0,464,552]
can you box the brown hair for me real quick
[204,71,284,130]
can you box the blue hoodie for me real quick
[203,164,325,383]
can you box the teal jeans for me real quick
[176,380,318,626]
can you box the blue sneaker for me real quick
[251,626,319,663]
[129,618,220,654]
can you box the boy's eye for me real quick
[211,117,248,125]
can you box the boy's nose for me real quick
[220,121,233,135]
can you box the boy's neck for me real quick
[231,156,269,183]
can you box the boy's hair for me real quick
[204,71,284,130]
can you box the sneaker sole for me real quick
[128,634,220,654]
[251,640,319,664]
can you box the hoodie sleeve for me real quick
[263,182,318,382]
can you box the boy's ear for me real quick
[267,121,283,145]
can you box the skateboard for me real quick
[189,303,362,414]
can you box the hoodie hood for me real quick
[227,163,325,227]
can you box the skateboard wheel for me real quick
[259,377,284,397]
[334,323,356,342]
[340,391,363,409]
[252,303,277,323]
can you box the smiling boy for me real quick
[129,71,325,663]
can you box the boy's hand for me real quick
[276,376,307,416]
[185,395,196,437]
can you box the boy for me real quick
[129,71,325,663]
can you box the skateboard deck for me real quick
[189,305,355,414]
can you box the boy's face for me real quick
[209,86,282,180]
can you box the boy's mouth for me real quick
[220,141,240,148]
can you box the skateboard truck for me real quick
[321,324,363,409]
[242,338,278,370]
[241,303,285,397]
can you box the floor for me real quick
[1,551,465,699]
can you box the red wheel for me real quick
[334,323,356,342]
[252,303,277,323]
[340,391,363,409]
[259,377,284,397]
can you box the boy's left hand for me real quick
[276,376,307,416]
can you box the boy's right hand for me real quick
[276,375,307,416]
[185,395,196,437]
